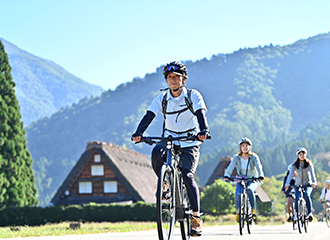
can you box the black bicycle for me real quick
[295,185,309,233]
[227,176,258,235]
[139,135,210,240]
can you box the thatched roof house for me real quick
[50,141,157,205]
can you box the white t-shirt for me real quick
[240,157,249,175]
[320,187,330,201]
[148,87,207,147]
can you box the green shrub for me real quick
[0,202,156,227]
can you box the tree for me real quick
[0,40,39,207]
[260,177,286,215]
[200,179,236,215]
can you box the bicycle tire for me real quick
[246,198,252,234]
[291,201,296,230]
[157,165,176,240]
[303,203,308,233]
[180,215,190,240]
[239,194,244,235]
[180,180,190,240]
[326,209,330,228]
[297,200,303,234]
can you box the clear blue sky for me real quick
[1,0,330,90]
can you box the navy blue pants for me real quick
[151,143,200,212]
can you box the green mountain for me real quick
[1,38,104,126]
[25,32,330,205]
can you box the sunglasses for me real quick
[165,65,180,71]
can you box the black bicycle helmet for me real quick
[163,61,188,79]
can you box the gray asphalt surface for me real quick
[4,222,330,240]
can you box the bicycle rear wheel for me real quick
[157,165,176,240]
[239,194,245,235]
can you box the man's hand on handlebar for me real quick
[131,132,142,142]
[197,129,210,141]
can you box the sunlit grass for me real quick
[0,215,285,238]
[0,221,157,238]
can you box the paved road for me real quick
[5,222,330,240]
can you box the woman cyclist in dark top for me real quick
[285,147,317,222]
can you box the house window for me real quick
[104,181,118,193]
[91,165,104,176]
[79,182,92,193]
[94,154,101,162]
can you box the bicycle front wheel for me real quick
[239,194,245,235]
[297,200,303,234]
[246,198,252,234]
[326,209,330,228]
[303,204,308,233]
[180,181,190,240]
[180,215,190,240]
[292,202,296,230]
[157,165,176,240]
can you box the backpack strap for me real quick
[162,88,195,117]
[161,92,168,117]
[161,88,196,136]
[161,92,167,137]
[185,89,195,116]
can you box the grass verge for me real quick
[0,214,286,238]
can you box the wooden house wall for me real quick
[68,153,130,198]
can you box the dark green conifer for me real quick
[0,40,39,207]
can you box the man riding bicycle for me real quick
[224,137,264,222]
[319,180,330,220]
[131,61,209,235]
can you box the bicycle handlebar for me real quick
[225,176,259,182]
[137,134,212,145]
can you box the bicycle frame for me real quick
[228,176,258,235]
[296,185,309,234]
[140,135,207,240]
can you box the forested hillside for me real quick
[25,32,330,205]
[1,38,104,126]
